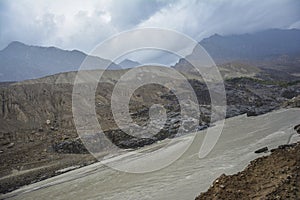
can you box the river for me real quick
[2,108,300,200]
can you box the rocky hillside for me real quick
[195,141,300,200]
[1,70,300,146]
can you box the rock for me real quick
[281,90,296,99]
[104,128,157,149]
[7,142,15,148]
[254,147,268,153]
[294,124,300,134]
[246,106,275,117]
[283,95,300,108]
[247,110,258,117]
[50,126,55,131]
[0,150,3,154]
[1,141,10,146]
[38,127,43,132]
[118,138,155,149]
[197,124,208,131]
[278,143,297,149]
[270,148,277,153]
[63,136,70,141]
[52,138,89,154]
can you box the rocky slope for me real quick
[1,70,299,148]
[195,141,300,200]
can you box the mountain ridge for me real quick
[0,41,121,82]
[2,28,300,82]
[199,28,300,63]
[173,28,300,78]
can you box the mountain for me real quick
[0,41,120,82]
[2,29,300,82]
[118,59,141,69]
[173,29,300,79]
[200,28,300,63]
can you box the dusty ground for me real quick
[195,142,300,200]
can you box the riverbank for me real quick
[0,152,96,194]
[195,141,300,199]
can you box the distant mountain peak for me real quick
[211,33,222,37]
[4,41,27,50]
[8,41,26,46]
[118,59,141,68]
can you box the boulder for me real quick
[294,124,300,134]
[247,110,258,117]
[254,147,268,154]
[7,142,15,148]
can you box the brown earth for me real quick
[195,142,300,200]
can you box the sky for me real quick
[1,0,300,63]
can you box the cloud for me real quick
[0,0,117,51]
[139,0,300,41]
[290,20,300,29]
[108,0,171,29]
[0,0,169,52]
[0,0,300,56]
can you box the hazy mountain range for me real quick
[200,28,300,63]
[0,41,120,82]
[173,29,300,77]
[1,29,300,82]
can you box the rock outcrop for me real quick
[294,124,300,134]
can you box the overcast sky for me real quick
[1,0,300,55]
